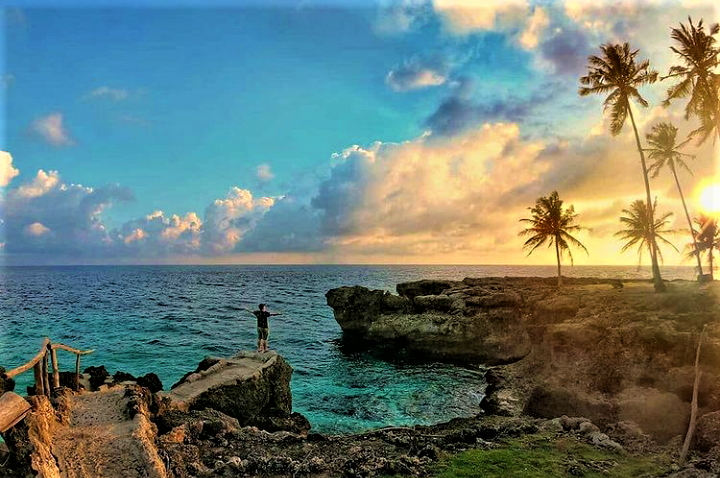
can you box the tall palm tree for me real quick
[663,17,720,145]
[644,121,704,277]
[615,199,678,269]
[519,191,588,286]
[579,43,666,291]
[689,215,719,280]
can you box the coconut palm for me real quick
[579,43,666,291]
[519,191,588,286]
[644,121,704,277]
[687,215,719,280]
[615,199,678,269]
[663,17,720,145]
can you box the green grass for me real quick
[386,434,671,478]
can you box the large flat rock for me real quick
[161,351,293,425]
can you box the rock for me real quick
[588,431,624,453]
[396,280,459,299]
[578,421,600,435]
[58,371,80,391]
[83,365,109,391]
[326,283,531,365]
[113,371,137,383]
[171,357,222,390]
[696,411,720,452]
[616,388,689,441]
[524,387,614,426]
[137,373,163,393]
[0,367,15,395]
[162,352,307,434]
[531,295,580,323]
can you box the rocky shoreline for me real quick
[1,276,719,477]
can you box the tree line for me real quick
[520,18,719,289]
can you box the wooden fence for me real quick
[4,338,94,396]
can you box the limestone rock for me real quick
[326,282,531,365]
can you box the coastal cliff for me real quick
[325,280,532,364]
[327,277,720,447]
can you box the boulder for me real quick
[83,365,109,391]
[137,373,163,393]
[696,411,720,452]
[0,367,16,395]
[162,352,306,433]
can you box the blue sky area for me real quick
[1,0,718,264]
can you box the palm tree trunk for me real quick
[671,164,704,278]
[555,239,562,287]
[627,105,666,292]
[680,326,706,464]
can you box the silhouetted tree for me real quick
[687,215,719,280]
[615,199,678,269]
[663,17,720,145]
[645,121,703,276]
[519,191,588,286]
[580,43,665,291]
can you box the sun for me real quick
[699,183,720,215]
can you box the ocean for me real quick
[0,264,696,433]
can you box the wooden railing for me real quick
[4,338,94,396]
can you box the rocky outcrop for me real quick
[329,277,720,449]
[326,279,531,364]
[161,352,308,434]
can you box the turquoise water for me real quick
[0,264,695,433]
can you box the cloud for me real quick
[433,0,529,34]
[386,57,448,91]
[424,82,558,136]
[30,113,75,147]
[519,6,550,49]
[84,86,130,101]
[256,163,275,181]
[239,197,325,252]
[536,25,592,76]
[0,152,19,187]
[310,123,548,248]
[24,222,50,237]
[3,170,134,257]
[374,0,433,35]
[200,187,275,254]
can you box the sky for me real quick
[0,0,719,265]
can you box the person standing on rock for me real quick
[251,303,280,353]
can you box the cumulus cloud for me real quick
[3,169,133,257]
[84,86,130,101]
[24,222,50,237]
[256,163,275,181]
[0,152,19,187]
[433,0,529,34]
[30,113,74,147]
[201,187,274,254]
[386,57,449,91]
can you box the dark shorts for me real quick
[257,327,269,340]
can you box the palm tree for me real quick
[519,191,588,286]
[663,17,720,145]
[615,199,678,269]
[644,121,704,277]
[688,215,719,280]
[579,43,666,292]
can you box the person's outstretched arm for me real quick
[270,312,282,316]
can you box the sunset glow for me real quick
[699,183,720,216]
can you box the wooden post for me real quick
[33,362,44,396]
[75,354,81,390]
[41,352,50,396]
[50,346,60,390]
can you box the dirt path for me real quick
[51,388,165,478]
